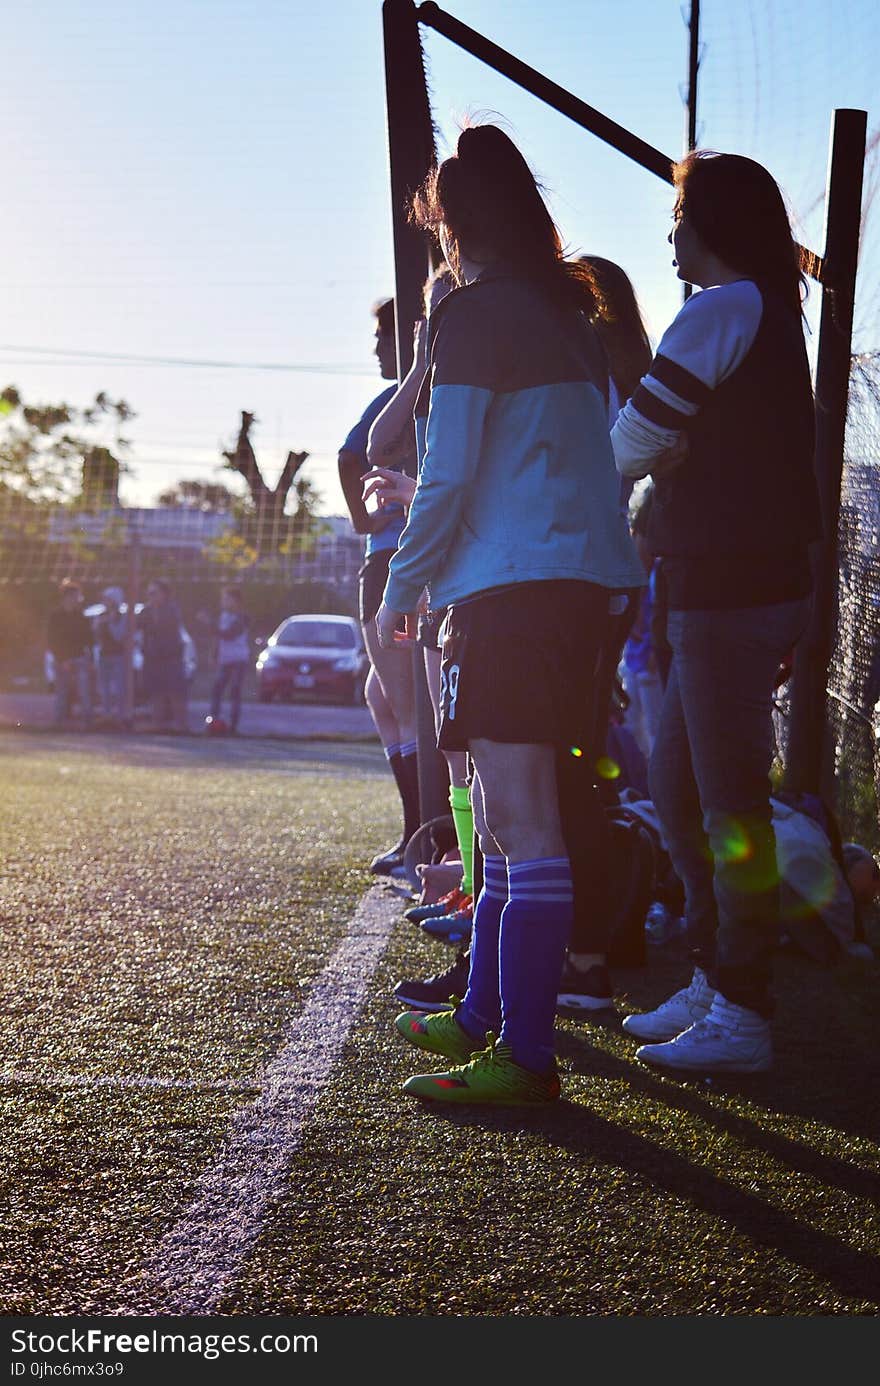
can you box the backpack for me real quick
[605,805,659,968]
[404,804,660,967]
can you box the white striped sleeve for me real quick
[611,280,763,478]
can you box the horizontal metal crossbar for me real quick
[416,2,824,283]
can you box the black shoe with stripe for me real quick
[392,950,471,1013]
[556,960,615,1013]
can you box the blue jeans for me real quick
[99,655,125,722]
[211,661,247,731]
[648,599,811,1015]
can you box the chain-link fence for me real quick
[827,352,880,853]
[0,504,365,701]
[772,353,880,853]
[3,359,878,858]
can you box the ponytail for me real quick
[410,123,604,318]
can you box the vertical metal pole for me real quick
[785,108,867,799]
[123,520,140,729]
[685,0,700,153]
[383,0,435,379]
[682,0,700,303]
[382,0,448,828]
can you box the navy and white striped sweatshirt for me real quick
[611,280,821,609]
[383,271,645,615]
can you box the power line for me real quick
[0,344,375,376]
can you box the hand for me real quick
[412,316,427,366]
[375,601,416,649]
[376,601,402,650]
[650,434,689,479]
[362,466,417,511]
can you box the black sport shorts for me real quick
[437,580,609,753]
[416,605,449,651]
[358,549,393,626]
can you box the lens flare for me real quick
[711,816,781,894]
[719,821,753,864]
[596,756,621,780]
[569,745,583,758]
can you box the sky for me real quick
[1,0,878,516]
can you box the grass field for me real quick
[1,732,879,1317]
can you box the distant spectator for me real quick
[205,586,251,734]
[47,579,93,730]
[95,586,128,728]
[139,578,187,733]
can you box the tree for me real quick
[219,410,321,556]
[0,385,133,506]
[221,411,309,518]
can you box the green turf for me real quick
[1,733,878,1316]
[230,928,880,1316]
[0,733,399,1314]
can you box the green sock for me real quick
[449,784,474,896]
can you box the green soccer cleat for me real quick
[394,1004,478,1066]
[402,1037,562,1106]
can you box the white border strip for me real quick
[122,884,400,1314]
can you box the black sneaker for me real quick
[370,841,406,875]
[393,950,471,1012]
[556,960,615,1013]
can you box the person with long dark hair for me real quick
[379,255,657,1014]
[556,255,655,1011]
[376,124,645,1105]
[586,254,653,430]
[612,151,822,1073]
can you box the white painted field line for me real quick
[0,1075,259,1091]
[123,883,400,1315]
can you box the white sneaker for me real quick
[635,994,772,1074]
[621,968,715,1042]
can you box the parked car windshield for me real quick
[276,621,357,650]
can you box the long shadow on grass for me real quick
[424,1084,880,1308]
[556,1027,880,1201]
[607,951,880,1145]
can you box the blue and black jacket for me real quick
[383,269,646,615]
